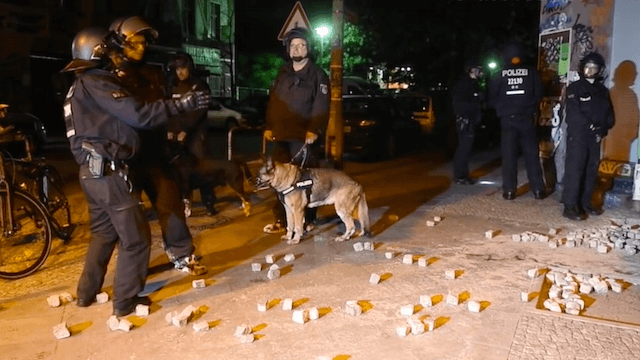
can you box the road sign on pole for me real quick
[277,1,312,40]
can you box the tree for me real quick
[236,53,284,89]
[311,22,376,76]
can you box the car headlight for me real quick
[358,119,377,127]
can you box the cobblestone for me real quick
[508,312,640,360]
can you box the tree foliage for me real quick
[237,53,284,89]
[311,22,376,76]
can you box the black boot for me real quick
[563,206,584,221]
[204,202,219,216]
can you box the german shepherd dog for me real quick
[257,158,371,244]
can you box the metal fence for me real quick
[236,86,268,101]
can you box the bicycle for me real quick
[0,127,73,279]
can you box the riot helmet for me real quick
[107,16,158,63]
[580,52,605,80]
[167,52,197,86]
[61,27,109,72]
[109,16,158,45]
[283,27,312,61]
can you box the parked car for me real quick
[342,96,421,160]
[392,91,436,134]
[343,76,384,97]
[206,99,250,130]
[235,94,269,128]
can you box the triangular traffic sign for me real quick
[277,1,311,41]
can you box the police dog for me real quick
[197,159,252,217]
[257,158,371,244]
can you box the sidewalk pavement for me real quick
[2,153,640,360]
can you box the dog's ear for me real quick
[265,156,273,170]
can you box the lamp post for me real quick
[315,26,330,62]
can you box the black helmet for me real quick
[502,41,524,65]
[283,27,312,54]
[168,52,196,73]
[579,52,606,79]
[108,16,158,49]
[61,27,109,72]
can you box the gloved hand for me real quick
[263,129,274,141]
[305,131,318,144]
[173,85,211,113]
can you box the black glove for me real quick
[175,89,210,112]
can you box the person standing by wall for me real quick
[561,52,614,220]
[262,27,330,239]
[452,59,484,185]
[489,42,546,200]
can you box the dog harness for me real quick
[278,169,313,203]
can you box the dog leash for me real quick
[290,143,309,168]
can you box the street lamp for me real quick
[315,26,330,61]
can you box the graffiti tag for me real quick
[540,13,572,33]
[572,20,594,58]
[543,0,571,14]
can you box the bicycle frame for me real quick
[0,152,16,236]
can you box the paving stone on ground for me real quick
[507,311,640,360]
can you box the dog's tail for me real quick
[233,159,253,182]
[357,193,372,237]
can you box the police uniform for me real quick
[167,77,213,209]
[265,60,330,224]
[118,64,196,262]
[452,74,483,181]
[489,64,545,197]
[65,67,170,313]
[562,77,614,212]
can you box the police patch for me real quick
[111,91,129,99]
[320,84,328,95]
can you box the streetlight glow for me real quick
[316,26,330,37]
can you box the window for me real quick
[208,2,221,40]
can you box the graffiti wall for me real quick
[538,0,615,186]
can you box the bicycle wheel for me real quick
[39,166,72,240]
[0,188,52,279]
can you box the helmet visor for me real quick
[584,62,600,79]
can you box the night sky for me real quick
[235,0,334,56]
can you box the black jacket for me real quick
[266,61,330,141]
[64,68,170,165]
[167,78,209,159]
[489,65,542,121]
[452,76,483,124]
[565,77,614,137]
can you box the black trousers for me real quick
[133,165,194,261]
[453,128,475,179]
[501,120,545,193]
[77,165,151,313]
[270,140,319,224]
[562,133,600,208]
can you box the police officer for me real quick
[62,27,208,316]
[489,43,546,200]
[561,52,614,220]
[452,59,484,185]
[108,16,207,274]
[165,52,217,216]
[262,27,330,236]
